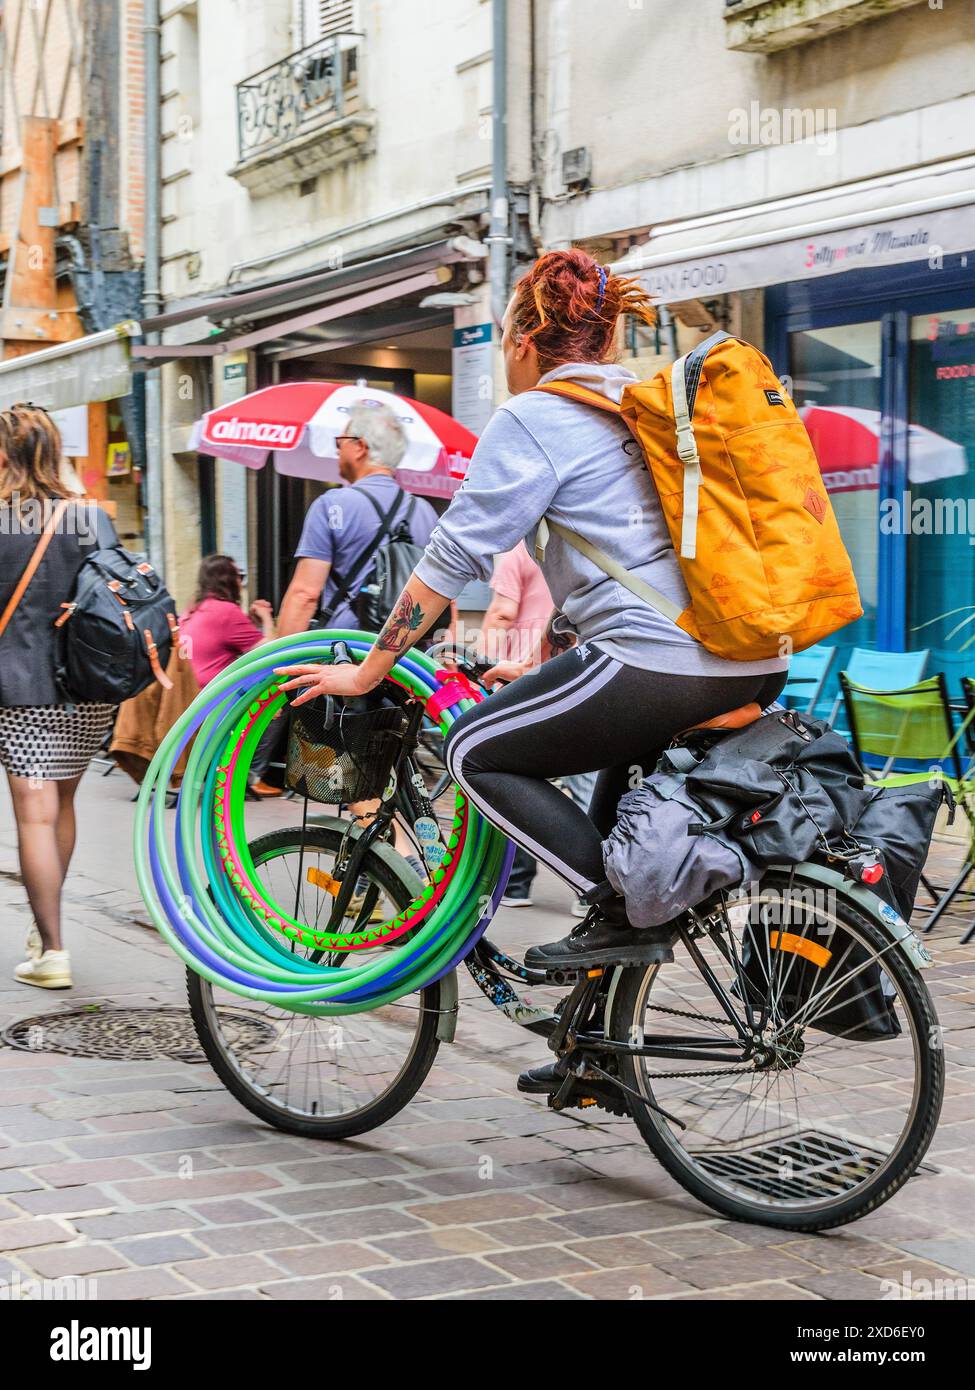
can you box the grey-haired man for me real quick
[277,401,438,638]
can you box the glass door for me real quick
[787,320,885,674]
[907,307,975,691]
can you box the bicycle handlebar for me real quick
[425,641,498,687]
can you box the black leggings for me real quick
[445,643,787,893]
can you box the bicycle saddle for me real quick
[681,701,763,735]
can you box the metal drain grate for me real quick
[695,1129,886,1200]
[2,1006,276,1064]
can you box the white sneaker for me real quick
[500,894,534,908]
[25,921,43,959]
[570,899,589,918]
[14,949,72,989]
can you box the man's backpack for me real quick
[355,490,424,633]
[319,486,423,633]
[55,544,178,704]
[534,331,862,661]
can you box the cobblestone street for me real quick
[1,767,974,1301]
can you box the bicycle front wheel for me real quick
[610,872,943,1231]
[187,824,446,1139]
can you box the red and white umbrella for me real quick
[799,405,967,494]
[189,382,478,495]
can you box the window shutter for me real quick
[302,0,357,44]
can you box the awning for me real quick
[613,156,975,302]
[0,321,142,410]
[131,236,487,367]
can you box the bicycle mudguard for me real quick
[435,968,459,1042]
[758,861,934,971]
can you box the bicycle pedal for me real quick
[549,1082,629,1119]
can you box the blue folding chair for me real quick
[780,644,834,715]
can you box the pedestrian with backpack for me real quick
[276,400,438,639]
[277,399,440,876]
[0,405,119,989]
[276,250,859,1065]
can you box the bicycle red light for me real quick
[861,862,884,884]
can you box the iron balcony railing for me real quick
[236,33,361,162]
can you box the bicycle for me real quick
[186,641,944,1233]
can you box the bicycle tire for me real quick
[610,873,944,1232]
[187,824,445,1140]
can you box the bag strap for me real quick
[670,330,730,561]
[531,381,623,415]
[0,497,72,644]
[533,516,683,626]
[319,484,406,625]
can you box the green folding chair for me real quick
[840,673,975,936]
[829,647,930,729]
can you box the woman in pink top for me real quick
[483,541,553,667]
[179,556,278,795]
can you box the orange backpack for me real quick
[534,331,862,661]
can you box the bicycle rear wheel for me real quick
[610,872,943,1231]
[187,823,446,1139]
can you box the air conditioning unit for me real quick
[562,147,592,190]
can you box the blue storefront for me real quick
[766,253,975,699]
[624,182,975,705]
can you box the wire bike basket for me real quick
[286,700,408,804]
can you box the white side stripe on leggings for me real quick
[447,653,620,893]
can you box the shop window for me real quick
[906,308,975,692]
[789,320,883,676]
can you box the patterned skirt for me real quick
[0,702,116,781]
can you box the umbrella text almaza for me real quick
[189,382,478,496]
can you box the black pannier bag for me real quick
[55,546,178,704]
[604,708,943,1042]
[847,780,953,921]
[603,710,873,928]
[738,912,902,1043]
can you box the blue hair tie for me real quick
[594,266,608,311]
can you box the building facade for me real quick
[533,0,975,691]
[0,0,146,544]
[153,0,524,610]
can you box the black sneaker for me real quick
[517,1061,567,1094]
[524,909,675,975]
[516,1060,629,1117]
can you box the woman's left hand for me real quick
[274,662,374,706]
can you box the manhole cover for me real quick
[2,1006,276,1064]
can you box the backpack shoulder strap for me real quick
[319,484,404,625]
[533,516,683,625]
[671,331,733,561]
[0,497,72,644]
[530,381,623,415]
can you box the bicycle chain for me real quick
[642,1004,760,1080]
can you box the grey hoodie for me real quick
[415,361,788,676]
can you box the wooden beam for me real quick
[2,116,61,356]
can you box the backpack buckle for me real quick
[675,423,698,464]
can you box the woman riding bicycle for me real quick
[277,249,789,972]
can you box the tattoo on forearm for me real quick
[376,590,425,653]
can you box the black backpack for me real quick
[55,544,178,704]
[355,490,424,633]
[318,486,424,633]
